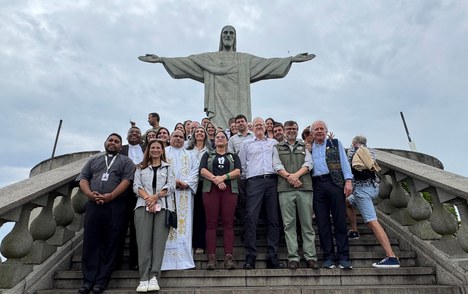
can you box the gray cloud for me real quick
[1,0,467,187]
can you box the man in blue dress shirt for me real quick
[310,120,354,269]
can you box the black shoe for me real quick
[288,260,299,270]
[306,259,319,269]
[243,254,256,270]
[92,284,106,294]
[348,230,360,240]
[78,282,93,294]
[267,257,285,269]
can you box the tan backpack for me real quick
[352,146,381,173]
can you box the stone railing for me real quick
[374,149,468,284]
[0,152,100,293]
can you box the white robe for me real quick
[161,146,199,270]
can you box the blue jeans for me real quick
[348,184,379,223]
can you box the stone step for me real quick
[116,236,390,258]
[38,215,440,293]
[71,250,416,270]
[192,251,416,269]
[52,267,436,289]
[218,236,399,247]
[74,234,403,261]
[120,226,377,243]
[37,284,461,294]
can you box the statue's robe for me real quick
[161,52,293,128]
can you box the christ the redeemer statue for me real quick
[139,25,315,128]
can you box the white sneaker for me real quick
[148,276,160,291]
[136,280,148,292]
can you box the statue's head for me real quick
[219,25,236,52]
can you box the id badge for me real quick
[101,172,109,182]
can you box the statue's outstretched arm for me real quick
[292,53,316,63]
[138,54,162,63]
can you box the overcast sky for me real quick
[1,0,467,189]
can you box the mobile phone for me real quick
[155,204,162,212]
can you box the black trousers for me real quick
[312,176,349,262]
[82,199,126,286]
[235,179,247,224]
[116,189,138,269]
[192,181,206,250]
[243,177,280,258]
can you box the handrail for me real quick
[375,150,468,202]
[373,149,468,284]
[0,156,92,216]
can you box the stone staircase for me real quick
[37,217,461,293]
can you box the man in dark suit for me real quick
[116,124,144,271]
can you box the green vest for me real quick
[202,151,239,194]
[325,139,345,187]
[275,140,313,192]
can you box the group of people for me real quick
[76,112,400,294]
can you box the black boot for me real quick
[267,255,285,269]
[243,254,256,269]
[78,282,93,294]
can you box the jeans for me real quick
[347,183,379,223]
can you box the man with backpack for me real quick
[346,135,400,268]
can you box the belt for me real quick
[249,174,277,180]
[312,174,332,181]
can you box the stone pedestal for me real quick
[0,260,33,288]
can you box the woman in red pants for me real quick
[199,130,241,270]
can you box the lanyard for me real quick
[104,154,117,173]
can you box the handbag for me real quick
[149,165,178,228]
[164,196,178,229]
